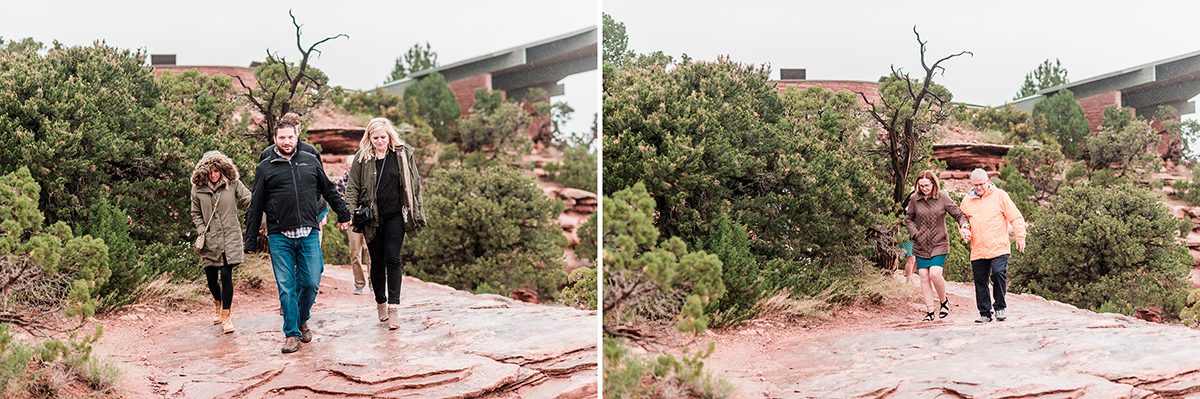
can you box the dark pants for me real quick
[367,214,405,305]
[204,254,236,309]
[971,254,1009,316]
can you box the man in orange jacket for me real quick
[959,169,1027,323]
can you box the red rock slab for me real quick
[706,278,1200,398]
[94,265,597,399]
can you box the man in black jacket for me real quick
[259,131,328,243]
[245,118,350,354]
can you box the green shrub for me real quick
[457,89,532,155]
[1011,182,1191,317]
[603,337,733,399]
[1004,141,1067,206]
[604,58,890,263]
[0,325,32,395]
[1086,106,1160,179]
[700,214,768,327]
[576,213,598,267]
[84,198,150,311]
[1173,166,1200,206]
[0,40,260,312]
[0,167,119,397]
[405,72,460,143]
[406,164,566,298]
[996,164,1039,223]
[561,267,597,310]
[602,182,730,397]
[962,105,1032,141]
[0,167,110,324]
[603,182,724,329]
[1180,289,1200,327]
[1031,90,1089,158]
[547,145,598,193]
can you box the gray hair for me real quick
[970,168,989,182]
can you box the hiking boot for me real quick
[975,315,993,323]
[221,309,235,334]
[299,323,312,343]
[281,336,301,354]
[388,306,400,330]
[212,300,222,325]
[995,309,1007,321]
[377,303,388,322]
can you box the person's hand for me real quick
[338,221,351,230]
[1016,237,1026,252]
[959,227,972,242]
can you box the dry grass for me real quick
[134,253,275,308]
[749,270,915,324]
[753,288,836,321]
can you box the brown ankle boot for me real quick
[212,300,222,325]
[221,309,235,334]
[387,306,399,330]
[377,303,388,322]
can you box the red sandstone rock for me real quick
[932,143,1012,172]
[1135,306,1165,323]
[707,278,1200,398]
[95,269,596,398]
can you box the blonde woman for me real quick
[345,118,427,330]
[189,151,252,334]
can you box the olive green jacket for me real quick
[345,144,427,242]
[190,151,253,267]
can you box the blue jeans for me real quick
[268,231,323,338]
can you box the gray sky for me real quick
[605,0,1200,112]
[0,0,599,136]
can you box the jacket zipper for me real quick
[290,158,301,230]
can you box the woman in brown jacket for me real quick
[190,151,252,333]
[904,170,970,321]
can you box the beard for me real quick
[278,144,296,156]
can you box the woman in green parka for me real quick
[345,118,427,330]
[189,150,252,334]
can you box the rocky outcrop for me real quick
[95,266,598,399]
[932,143,1012,172]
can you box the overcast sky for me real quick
[605,0,1200,112]
[0,0,599,136]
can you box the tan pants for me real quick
[347,229,369,288]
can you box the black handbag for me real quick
[353,203,373,228]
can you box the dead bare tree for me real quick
[236,9,348,142]
[857,27,971,270]
[858,27,972,206]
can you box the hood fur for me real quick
[191,151,240,188]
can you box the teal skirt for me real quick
[915,254,947,269]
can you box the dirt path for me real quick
[92,263,598,399]
[705,275,1200,398]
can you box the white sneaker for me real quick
[995,309,1007,321]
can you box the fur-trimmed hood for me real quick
[191,150,240,188]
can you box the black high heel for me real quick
[939,299,950,318]
[922,311,935,321]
